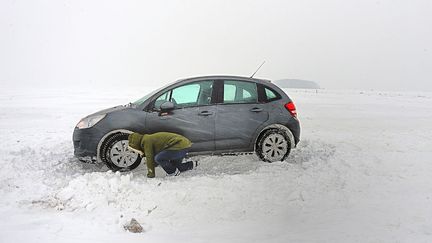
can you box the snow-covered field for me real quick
[1,86,432,243]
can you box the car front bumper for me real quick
[73,127,104,160]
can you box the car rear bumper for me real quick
[290,118,301,146]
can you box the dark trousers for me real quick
[154,149,193,174]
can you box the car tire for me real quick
[256,128,291,162]
[100,132,142,171]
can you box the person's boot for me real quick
[166,169,180,177]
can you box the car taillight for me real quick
[284,102,297,117]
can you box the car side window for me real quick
[223,80,258,104]
[171,83,200,107]
[264,86,281,102]
[265,88,277,99]
[153,91,170,110]
[153,80,213,109]
[172,81,213,108]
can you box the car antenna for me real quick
[250,61,266,78]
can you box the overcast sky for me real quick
[1,0,431,91]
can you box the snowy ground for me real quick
[1,86,432,243]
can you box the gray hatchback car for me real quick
[73,75,300,171]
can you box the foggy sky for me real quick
[1,0,431,91]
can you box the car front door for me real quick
[215,80,269,151]
[145,80,216,153]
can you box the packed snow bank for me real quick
[1,87,432,242]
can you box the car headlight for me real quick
[76,114,106,129]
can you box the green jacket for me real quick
[128,132,192,178]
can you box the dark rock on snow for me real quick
[124,218,144,233]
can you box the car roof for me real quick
[177,75,272,84]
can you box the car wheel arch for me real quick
[96,129,135,163]
[254,124,296,152]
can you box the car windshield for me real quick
[132,80,179,106]
[132,90,158,106]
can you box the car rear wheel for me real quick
[256,128,291,162]
[100,133,142,171]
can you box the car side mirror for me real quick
[159,101,175,112]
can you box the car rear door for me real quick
[145,80,216,152]
[214,80,269,151]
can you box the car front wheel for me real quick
[100,133,142,171]
[256,128,291,162]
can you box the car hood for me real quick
[87,104,130,117]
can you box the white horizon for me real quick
[1,0,431,92]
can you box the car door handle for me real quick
[250,107,263,112]
[198,111,213,116]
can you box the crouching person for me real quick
[128,132,195,178]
